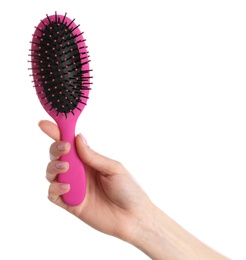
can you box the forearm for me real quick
[130,204,229,260]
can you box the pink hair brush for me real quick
[29,12,92,206]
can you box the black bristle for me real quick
[31,14,91,114]
[67,19,75,28]
[61,13,67,24]
[46,14,52,24]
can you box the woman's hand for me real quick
[38,120,153,243]
[39,120,229,260]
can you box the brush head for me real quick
[30,12,91,119]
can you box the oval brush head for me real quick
[29,12,92,206]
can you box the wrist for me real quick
[128,202,166,259]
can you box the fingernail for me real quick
[59,183,70,190]
[55,162,69,169]
[58,142,69,151]
[79,133,87,145]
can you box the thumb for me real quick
[75,134,121,174]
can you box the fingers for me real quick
[49,141,71,161]
[75,134,126,175]
[38,120,60,141]
[39,120,71,205]
[39,120,114,174]
[46,161,69,182]
[48,183,70,203]
[46,149,70,204]
[47,141,70,181]
[46,148,70,205]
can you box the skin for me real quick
[38,119,230,260]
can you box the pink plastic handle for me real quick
[56,118,86,206]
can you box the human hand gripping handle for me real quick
[40,120,230,260]
[56,118,86,206]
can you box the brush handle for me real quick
[57,120,86,206]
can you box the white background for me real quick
[1,0,245,259]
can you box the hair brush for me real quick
[29,12,92,206]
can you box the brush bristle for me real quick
[30,13,91,115]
